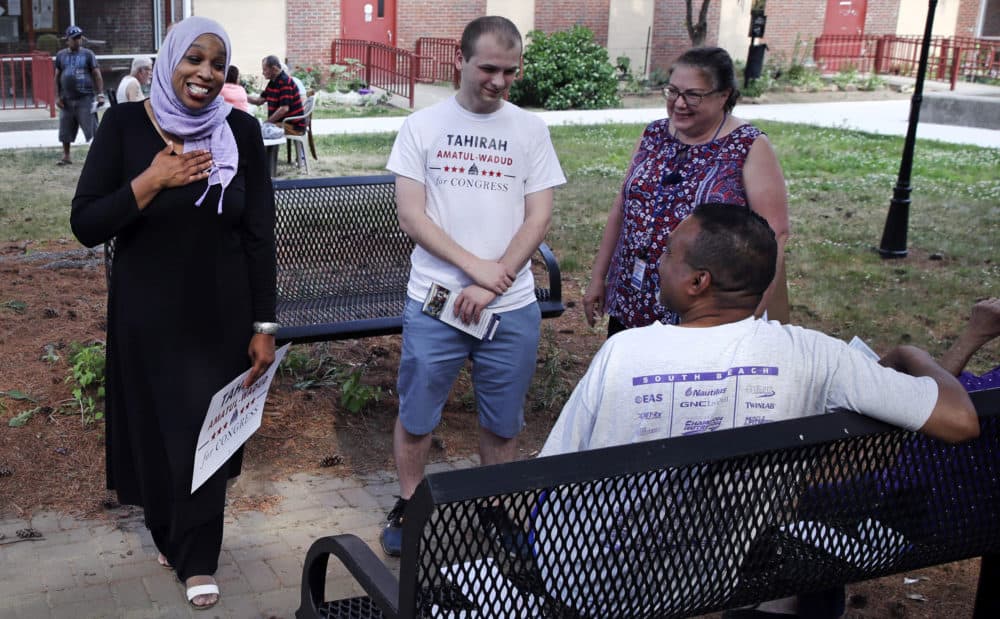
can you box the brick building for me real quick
[219,0,997,83]
[4,1,996,87]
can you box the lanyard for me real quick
[639,113,728,259]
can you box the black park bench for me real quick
[271,175,563,343]
[295,388,1000,618]
[104,175,564,344]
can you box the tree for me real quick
[685,0,712,47]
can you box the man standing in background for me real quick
[54,25,103,165]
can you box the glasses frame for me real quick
[662,86,720,108]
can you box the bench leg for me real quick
[974,554,1000,618]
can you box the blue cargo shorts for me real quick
[397,298,541,438]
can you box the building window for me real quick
[983,0,1000,38]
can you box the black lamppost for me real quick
[878,0,939,258]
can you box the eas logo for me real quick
[633,393,663,404]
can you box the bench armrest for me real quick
[537,242,561,302]
[297,534,400,619]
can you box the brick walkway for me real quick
[0,457,478,618]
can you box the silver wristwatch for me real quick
[252,321,281,335]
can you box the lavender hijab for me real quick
[149,16,236,213]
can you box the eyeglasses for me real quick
[663,86,719,108]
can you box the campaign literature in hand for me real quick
[423,282,501,341]
[848,336,880,362]
[191,343,290,493]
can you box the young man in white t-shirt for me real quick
[380,15,566,556]
[538,203,977,618]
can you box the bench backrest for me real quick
[273,175,413,341]
[106,175,564,344]
[397,388,1000,618]
[272,175,563,343]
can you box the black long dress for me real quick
[70,102,276,544]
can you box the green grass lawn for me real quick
[2,122,997,371]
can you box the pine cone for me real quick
[16,528,42,539]
[0,465,12,477]
[320,454,344,467]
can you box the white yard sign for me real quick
[191,343,290,493]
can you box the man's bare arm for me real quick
[879,345,979,443]
[498,187,554,275]
[92,66,104,94]
[452,187,555,323]
[395,175,515,294]
[266,104,289,124]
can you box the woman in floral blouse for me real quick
[584,47,790,335]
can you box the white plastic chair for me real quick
[283,95,317,173]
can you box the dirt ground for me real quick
[0,240,596,521]
[0,239,985,617]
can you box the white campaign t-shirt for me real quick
[541,317,938,456]
[387,97,566,312]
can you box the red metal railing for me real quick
[331,39,425,108]
[0,53,57,117]
[813,34,880,73]
[814,34,999,90]
[415,37,459,86]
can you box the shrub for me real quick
[858,72,885,91]
[292,65,322,91]
[65,340,106,425]
[510,26,620,110]
[832,67,859,91]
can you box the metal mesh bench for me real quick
[296,388,1000,618]
[104,175,563,344]
[272,175,562,343]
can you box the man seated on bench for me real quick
[542,202,977,453]
[538,202,978,618]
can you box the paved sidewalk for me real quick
[0,457,476,618]
[2,82,1000,149]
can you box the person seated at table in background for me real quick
[220,65,249,112]
[116,56,152,103]
[247,55,304,139]
[583,46,790,337]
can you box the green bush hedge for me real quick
[510,26,619,110]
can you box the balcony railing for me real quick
[814,34,999,90]
[332,39,425,108]
[415,37,459,86]
[0,53,56,117]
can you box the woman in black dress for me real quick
[70,16,276,609]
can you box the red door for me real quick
[341,0,397,46]
[820,0,868,71]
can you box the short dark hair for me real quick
[672,47,740,112]
[686,203,777,296]
[226,65,240,84]
[460,16,521,59]
[263,55,282,69]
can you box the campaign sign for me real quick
[191,343,290,493]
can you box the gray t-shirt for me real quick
[534,317,937,616]
[541,317,936,456]
[55,48,98,99]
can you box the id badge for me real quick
[630,257,647,290]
